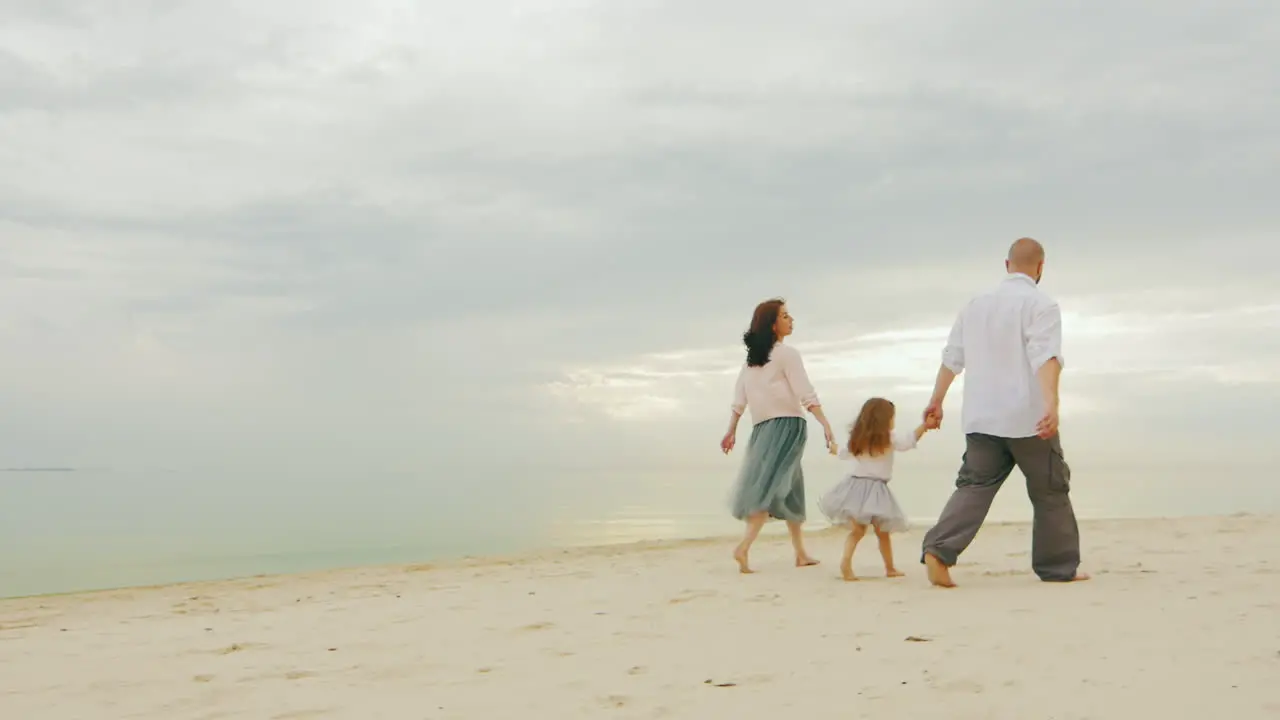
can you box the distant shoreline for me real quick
[0,468,77,472]
[0,512,1263,602]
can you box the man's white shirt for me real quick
[943,273,1064,438]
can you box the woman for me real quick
[720,298,836,574]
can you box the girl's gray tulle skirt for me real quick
[729,416,808,523]
[818,475,909,533]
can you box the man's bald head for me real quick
[1006,237,1046,283]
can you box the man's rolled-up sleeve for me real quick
[941,312,965,373]
[1026,300,1064,371]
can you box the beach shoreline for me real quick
[1,512,1238,602]
[3,513,1278,718]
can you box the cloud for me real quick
[547,294,1280,449]
[0,0,1277,496]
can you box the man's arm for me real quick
[1037,358,1062,414]
[925,312,965,425]
[928,364,958,408]
[1027,300,1064,437]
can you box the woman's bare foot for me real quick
[840,564,858,581]
[733,546,754,574]
[924,553,956,588]
[885,567,904,578]
[795,555,820,568]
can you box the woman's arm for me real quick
[731,366,747,417]
[781,347,835,449]
[722,367,747,453]
[780,346,820,410]
[724,410,743,438]
[810,404,837,453]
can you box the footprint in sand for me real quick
[704,673,774,687]
[938,679,985,693]
[668,590,717,605]
[215,642,268,655]
[979,569,1026,577]
[517,621,555,632]
[598,694,629,708]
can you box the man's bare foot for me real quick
[839,563,857,581]
[924,553,956,588]
[885,567,904,578]
[795,555,820,568]
[733,546,754,574]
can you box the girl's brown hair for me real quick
[848,397,895,457]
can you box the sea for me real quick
[2,456,1275,599]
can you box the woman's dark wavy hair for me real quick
[743,298,785,367]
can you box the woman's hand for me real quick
[720,431,736,454]
[808,405,837,455]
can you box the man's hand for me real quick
[1036,405,1059,439]
[923,399,943,430]
[1035,358,1062,439]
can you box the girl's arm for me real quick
[891,425,926,452]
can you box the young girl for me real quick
[818,397,930,581]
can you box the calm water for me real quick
[2,449,1275,598]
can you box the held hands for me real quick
[720,431,736,454]
[824,425,838,455]
[922,399,943,430]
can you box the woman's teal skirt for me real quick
[729,416,808,523]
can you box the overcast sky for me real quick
[2,1,1278,527]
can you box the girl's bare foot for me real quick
[885,567,904,578]
[840,564,858,581]
[733,546,754,574]
[795,555,820,568]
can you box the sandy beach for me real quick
[2,514,1278,719]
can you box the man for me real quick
[919,238,1088,587]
